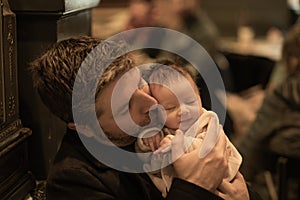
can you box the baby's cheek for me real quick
[166,113,181,129]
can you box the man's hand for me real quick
[171,130,228,192]
[217,172,250,200]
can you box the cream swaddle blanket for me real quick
[136,109,242,197]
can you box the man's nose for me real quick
[130,89,158,127]
[137,89,157,114]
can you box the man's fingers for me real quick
[217,172,249,200]
[218,130,228,154]
[204,129,227,157]
[216,192,227,200]
[218,179,232,193]
[215,190,226,199]
[199,124,222,158]
[218,172,245,193]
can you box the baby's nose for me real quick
[180,104,189,115]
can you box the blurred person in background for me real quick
[152,0,230,72]
[125,0,162,59]
[287,0,300,26]
[235,24,300,198]
[125,0,155,30]
[225,0,300,139]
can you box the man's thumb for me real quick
[171,129,185,162]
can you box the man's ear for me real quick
[67,122,94,138]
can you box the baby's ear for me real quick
[67,122,94,138]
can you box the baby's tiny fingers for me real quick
[161,145,171,153]
[155,135,161,149]
[148,138,155,151]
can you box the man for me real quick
[30,36,252,199]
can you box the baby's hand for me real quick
[142,133,162,151]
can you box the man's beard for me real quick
[104,132,137,147]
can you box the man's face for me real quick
[96,70,157,147]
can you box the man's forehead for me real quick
[110,68,142,106]
[96,68,142,114]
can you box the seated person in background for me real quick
[236,24,300,182]
[125,0,154,30]
[125,0,161,59]
[30,36,253,199]
[135,60,242,197]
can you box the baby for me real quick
[135,60,242,197]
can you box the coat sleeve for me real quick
[166,178,262,200]
[46,166,116,200]
[166,178,223,200]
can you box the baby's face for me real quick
[150,77,202,131]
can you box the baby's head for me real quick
[148,60,203,131]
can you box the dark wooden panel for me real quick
[10,0,100,13]
[13,1,96,180]
[98,0,129,7]
[0,1,35,199]
[0,0,19,131]
[0,127,35,200]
